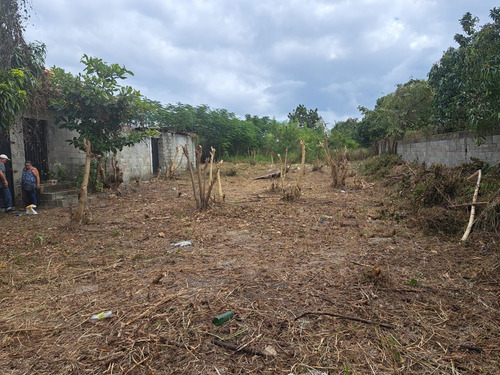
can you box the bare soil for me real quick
[1,163,498,374]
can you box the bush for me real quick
[360,154,403,179]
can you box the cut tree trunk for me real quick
[73,138,92,224]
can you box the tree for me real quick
[288,104,322,129]
[352,79,434,149]
[461,8,500,137]
[429,8,500,137]
[0,0,47,134]
[51,55,147,155]
[0,0,29,70]
[51,55,152,223]
[428,46,469,133]
[0,68,27,134]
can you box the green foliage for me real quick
[0,0,30,70]
[0,42,47,134]
[263,118,325,162]
[0,1,48,133]
[137,101,328,162]
[329,127,359,149]
[429,8,500,137]
[287,104,323,129]
[51,55,151,155]
[354,79,435,147]
[408,165,461,207]
[360,154,403,179]
[0,68,26,133]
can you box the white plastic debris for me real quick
[171,240,192,247]
[25,204,37,215]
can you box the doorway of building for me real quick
[23,118,49,181]
[151,138,159,175]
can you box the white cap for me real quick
[0,154,10,160]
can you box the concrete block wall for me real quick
[159,131,196,172]
[115,137,153,182]
[46,123,86,180]
[396,131,500,167]
[114,129,196,182]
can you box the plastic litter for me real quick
[212,311,235,326]
[88,310,113,322]
[25,204,37,215]
[171,240,192,247]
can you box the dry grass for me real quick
[0,162,498,374]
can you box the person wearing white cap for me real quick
[0,154,14,212]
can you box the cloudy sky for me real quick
[25,0,498,126]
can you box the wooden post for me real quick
[461,170,482,242]
[182,145,200,209]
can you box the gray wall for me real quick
[379,131,500,166]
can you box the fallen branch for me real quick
[294,311,395,329]
[461,169,482,242]
[449,201,488,208]
[459,344,483,353]
[212,338,266,356]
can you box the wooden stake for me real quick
[209,147,215,185]
[182,145,199,208]
[217,162,224,202]
[297,140,306,188]
[461,169,481,242]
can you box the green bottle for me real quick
[212,311,235,326]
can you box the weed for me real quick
[361,154,403,179]
[34,233,44,244]
[381,335,403,365]
[223,166,238,177]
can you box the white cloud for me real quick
[24,0,499,122]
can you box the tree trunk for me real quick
[96,156,107,187]
[73,139,92,224]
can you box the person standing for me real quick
[21,160,40,207]
[0,154,14,213]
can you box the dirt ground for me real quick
[0,162,499,375]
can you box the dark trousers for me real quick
[1,186,13,209]
[23,189,38,207]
